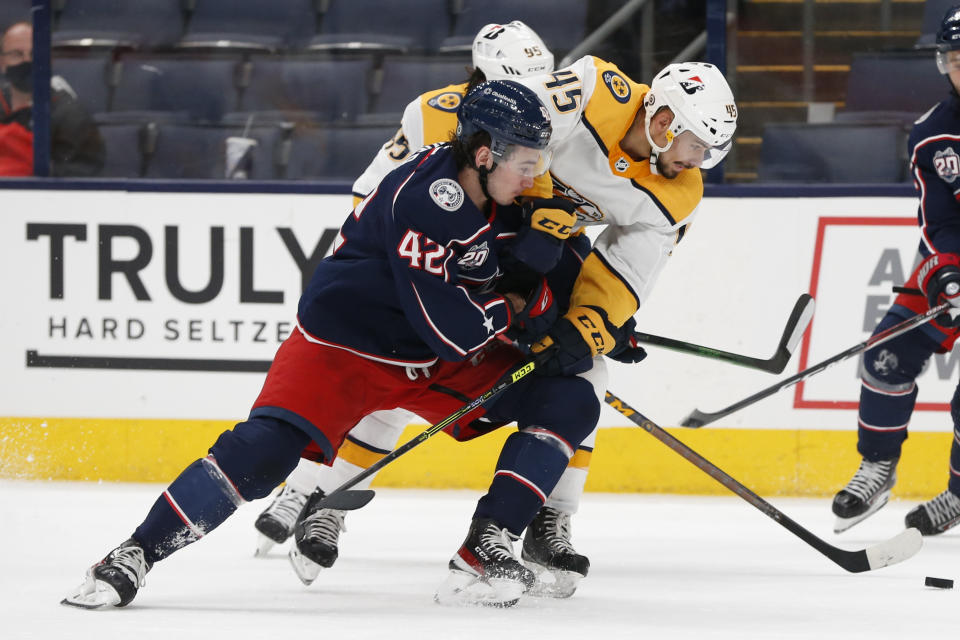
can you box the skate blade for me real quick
[834,493,890,534]
[524,563,582,599]
[61,575,121,610]
[254,533,277,557]
[434,570,523,608]
[288,547,322,586]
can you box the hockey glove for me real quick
[919,253,960,328]
[509,276,558,345]
[510,197,578,273]
[531,305,618,377]
[606,316,648,364]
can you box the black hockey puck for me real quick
[924,576,954,589]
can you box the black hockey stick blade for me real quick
[604,391,923,573]
[680,302,951,428]
[315,489,376,511]
[632,293,814,373]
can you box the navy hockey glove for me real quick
[509,276,558,345]
[606,316,648,364]
[531,305,618,376]
[510,197,578,273]
[919,253,960,328]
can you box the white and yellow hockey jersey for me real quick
[515,56,704,327]
[351,82,468,204]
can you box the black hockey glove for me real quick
[606,316,648,364]
[531,305,618,377]
[919,253,960,328]
[509,276,558,345]
[510,197,578,273]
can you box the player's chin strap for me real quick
[477,162,498,201]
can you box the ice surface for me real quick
[3,481,955,639]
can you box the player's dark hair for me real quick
[465,68,486,93]
[449,129,492,171]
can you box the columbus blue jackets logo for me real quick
[934,147,960,183]
[679,75,705,95]
[429,179,464,211]
[602,70,631,104]
[427,92,462,113]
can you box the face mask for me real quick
[5,61,32,93]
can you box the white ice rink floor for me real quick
[3,480,956,639]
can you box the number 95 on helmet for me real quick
[456,80,553,177]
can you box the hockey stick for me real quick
[633,293,814,373]
[312,357,542,512]
[604,391,923,572]
[681,302,950,428]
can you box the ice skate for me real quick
[254,484,309,556]
[521,506,589,598]
[61,539,152,609]
[905,489,960,535]
[832,457,898,533]
[289,490,346,585]
[435,518,535,608]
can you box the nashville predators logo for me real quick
[428,92,462,113]
[602,71,631,103]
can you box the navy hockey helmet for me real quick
[456,80,552,161]
[936,5,960,73]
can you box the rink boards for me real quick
[0,188,954,497]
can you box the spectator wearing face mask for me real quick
[0,20,104,177]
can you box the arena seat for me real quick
[53,0,185,50]
[438,0,587,57]
[307,0,451,54]
[757,121,909,183]
[842,51,948,117]
[97,120,149,178]
[109,54,242,123]
[370,56,471,116]
[144,122,287,179]
[178,0,318,53]
[283,124,397,179]
[52,53,116,113]
[234,56,371,122]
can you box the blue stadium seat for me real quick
[917,0,956,47]
[308,0,451,54]
[178,0,318,53]
[758,122,909,183]
[234,56,371,123]
[52,53,116,113]
[53,0,185,50]
[371,56,471,116]
[439,0,586,57]
[96,120,149,177]
[110,54,241,122]
[284,124,396,179]
[842,52,948,117]
[144,122,287,179]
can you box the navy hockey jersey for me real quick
[909,92,960,257]
[297,144,516,366]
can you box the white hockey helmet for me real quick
[472,21,555,81]
[642,62,738,169]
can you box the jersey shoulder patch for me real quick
[423,83,468,113]
[428,178,465,211]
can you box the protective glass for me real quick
[666,129,732,170]
[936,49,960,74]
[495,143,552,178]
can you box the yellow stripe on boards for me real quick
[0,417,952,499]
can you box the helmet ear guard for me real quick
[642,62,738,171]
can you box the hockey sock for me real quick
[474,429,572,535]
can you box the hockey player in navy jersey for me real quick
[62,80,606,610]
[831,5,960,536]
